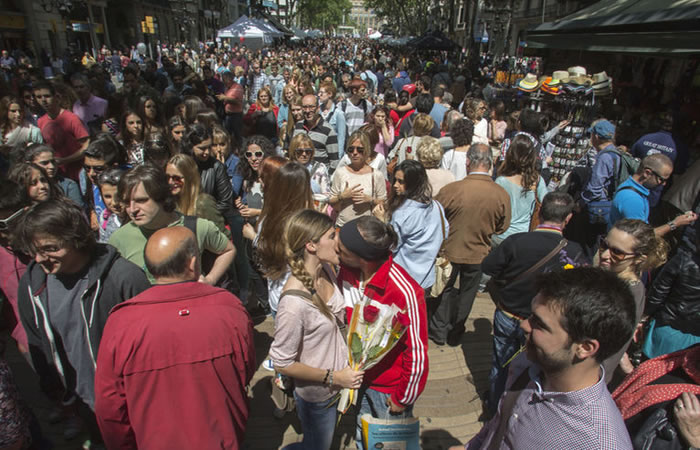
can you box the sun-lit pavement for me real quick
[6,294,496,450]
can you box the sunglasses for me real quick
[598,236,638,261]
[297,148,313,155]
[167,174,184,183]
[245,151,263,158]
[0,208,24,231]
[648,168,669,184]
[348,146,364,154]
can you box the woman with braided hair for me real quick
[269,209,364,450]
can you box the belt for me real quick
[498,305,527,322]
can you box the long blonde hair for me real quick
[284,209,335,319]
[167,154,201,216]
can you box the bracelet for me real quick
[322,369,330,384]
[329,370,334,386]
[668,220,677,231]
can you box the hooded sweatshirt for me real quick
[17,244,150,408]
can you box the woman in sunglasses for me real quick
[235,135,277,223]
[597,218,668,380]
[329,130,387,227]
[166,153,227,234]
[289,133,329,199]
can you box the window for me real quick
[456,4,466,30]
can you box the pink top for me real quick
[375,124,395,156]
[269,270,348,402]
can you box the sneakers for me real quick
[262,358,275,371]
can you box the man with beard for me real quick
[451,267,635,449]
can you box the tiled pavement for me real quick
[7,294,496,450]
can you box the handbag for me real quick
[429,204,452,298]
[486,239,567,307]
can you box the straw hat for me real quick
[517,73,540,92]
[567,66,587,77]
[549,70,570,85]
[592,71,612,89]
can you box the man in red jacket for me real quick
[337,216,429,449]
[94,226,256,449]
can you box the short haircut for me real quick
[443,109,463,132]
[356,215,398,259]
[639,153,673,175]
[415,94,434,114]
[540,192,574,223]
[349,79,367,92]
[119,164,176,212]
[319,80,337,97]
[180,123,212,156]
[97,167,125,188]
[84,133,125,166]
[467,143,492,170]
[431,85,445,99]
[412,113,435,137]
[14,198,96,255]
[534,267,636,363]
[451,119,474,147]
[32,81,55,95]
[518,108,546,136]
[416,136,443,169]
[145,231,199,278]
[346,129,372,160]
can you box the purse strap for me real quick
[504,238,568,287]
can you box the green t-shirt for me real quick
[108,213,229,282]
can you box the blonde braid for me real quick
[287,249,333,320]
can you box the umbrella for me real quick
[217,15,274,43]
[408,31,458,50]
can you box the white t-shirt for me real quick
[440,150,469,181]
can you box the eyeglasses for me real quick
[598,236,638,261]
[84,164,106,173]
[167,174,184,183]
[348,146,364,154]
[0,208,24,231]
[245,151,263,158]
[648,168,669,184]
[302,105,316,110]
[297,148,313,155]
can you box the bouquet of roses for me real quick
[337,296,410,414]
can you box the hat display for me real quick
[568,74,594,86]
[541,77,560,95]
[517,73,540,92]
[567,66,587,77]
[592,71,613,96]
[549,70,570,85]
[588,120,616,140]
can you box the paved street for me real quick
[7,294,496,449]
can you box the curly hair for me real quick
[450,119,474,147]
[416,136,443,169]
[8,162,64,203]
[237,135,276,184]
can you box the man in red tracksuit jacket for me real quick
[337,216,429,449]
[94,226,256,449]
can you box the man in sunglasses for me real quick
[609,153,697,236]
[293,94,340,172]
[14,199,149,444]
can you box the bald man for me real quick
[292,93,340,171]
[609,154,697,235]
[94,227,256,449]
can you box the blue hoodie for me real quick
[390,199,447,288]
[392,71,411,93]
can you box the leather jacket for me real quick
[197,158,237,219]
[646,249,700,335]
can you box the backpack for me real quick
[601,147,641,196]
[340,98,368,116]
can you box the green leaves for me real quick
[350,332,363,363]
[363,0,431,36]
[296,0,352,30]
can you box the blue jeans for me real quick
[355,387,414,450]
[283,391,337,450]
[488,309,525,414]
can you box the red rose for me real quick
[392,312,410,330]
[363,305,380,323]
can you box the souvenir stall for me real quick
[514,66,615,185]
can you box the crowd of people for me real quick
[0,36,698,450]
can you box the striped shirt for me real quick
[339,98,373,136]
[467,361,633,449]
[338,256,428,407]
[293,117,340,171]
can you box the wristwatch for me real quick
[667,220,677,231]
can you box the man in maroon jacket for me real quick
[94,226,256,449]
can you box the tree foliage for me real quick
[363,0,432,36]
[296,0,352,30]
